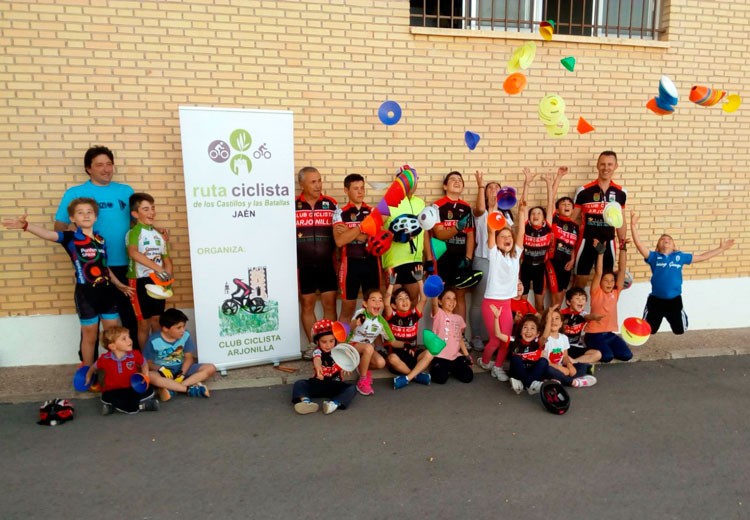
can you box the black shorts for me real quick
[437,250,465,287]
[644,294,688,335]
[388,347,422,373]
[520,261,546,295]
[129,277,166,321]
[74,283,119,326]
[545,258,573,294]
[298,262,338,295]
[567,345,589,360]
[390,262,423,286]
[339,256,381,301]
[575,238,615,276]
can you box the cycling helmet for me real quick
[311,319,335,343]
[418,205,440,231]
[366,230,394,257]
[452,269,484,289]
[540,381,570,415]
[622,269,633,290]
[389,214,422,243]
[38,398,75,426]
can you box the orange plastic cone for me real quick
[576,117,595,134]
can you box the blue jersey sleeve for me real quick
[182,332,198,357]
[142,334,158,362]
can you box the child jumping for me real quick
[292,319,357,415]
[384,266,433,389]
[630,211,735,335]
[87,326,159,415]
[348,288,392,395]
[2,198,132,368]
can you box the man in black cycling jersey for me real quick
[295,167,338,359]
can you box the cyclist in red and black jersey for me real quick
[542,166,580,307]
[295,167,338,358]
[519,168,553,313]
[333,174,382,324]
[432,171,475,320]
[571,151,627,287]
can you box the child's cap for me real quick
[311,319,335,343]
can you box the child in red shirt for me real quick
[87,326,159,415]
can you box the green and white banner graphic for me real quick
[179,107,298,370]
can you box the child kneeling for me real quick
[292,320,357,415]
[87,326,159,415]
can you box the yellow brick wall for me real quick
[1,0,748,317]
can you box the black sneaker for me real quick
[101,403,114,416]
[139,396,160,412]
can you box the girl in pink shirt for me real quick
[584,239,632,363]
[430,288,474,384]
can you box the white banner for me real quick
[178,107,299,370]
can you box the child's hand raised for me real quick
[474,170,484,188]
[387,269,397,286]
[411,264,424,281]
[2,215,28,230]
[720,238,735,251]
[556,166,569,178]
[490,303,502,318]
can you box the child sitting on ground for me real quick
[144,308,217,400]
[347,288,392,396]
[560,287,603,365]
[584,239,632,363]
[508,314,549,395]
[292,319,357,415]
[87,326,159,415]
[126,192,173,349]
[384,266,432,389]
[430,287,473,384]
[540,306,597,388]
[630,211,734,335]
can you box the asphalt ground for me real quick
[1,355,748,520]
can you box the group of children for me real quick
[292,165,735,414]
[3,194,216,415]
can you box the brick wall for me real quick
[1,0,747,318]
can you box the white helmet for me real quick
[418,205,440,231]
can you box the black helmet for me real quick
[540,381,570,415]
[452,269,483,289]
[38,398,75,426]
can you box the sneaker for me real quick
[471,336,485,352]
[302,342,317,360]
[527,380,543,395]
[393,375,409,390]
[158,387,174,402]
[587,364,596,376]
[510,378,524,395]
[322,400,340,415]
[572,375,598,388]
[491,366,509,382]
[476,357,492,371]
[187,382,210,398]
[101,403,114,416]
[414,372,431,385]
[294,399,319,415]
[139,396,160,412]
[356,375,374,396]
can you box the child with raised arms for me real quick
[384,265,432,389]
[519,168,553,313]
[583,239,632,363]
[430,287,473,384]
[348,288,392,396]
[2,198,132,369]
[630,212,734,335]
[560,287,603,365]
[292,319,357,415]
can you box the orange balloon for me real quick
[503,73,527,95]
[487,212,507,231]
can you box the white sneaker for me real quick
[492,366,509,382]
[471,337,485,352]
[510,378,524,395]
[302,342,317,360]
[294,400,319,415]
[322,400,339,415]
[572,375,597,388]
[476,358,492,371]
[527,380,543,395]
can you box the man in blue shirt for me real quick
[55,146,138,349]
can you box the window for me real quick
[410,0,663,40]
